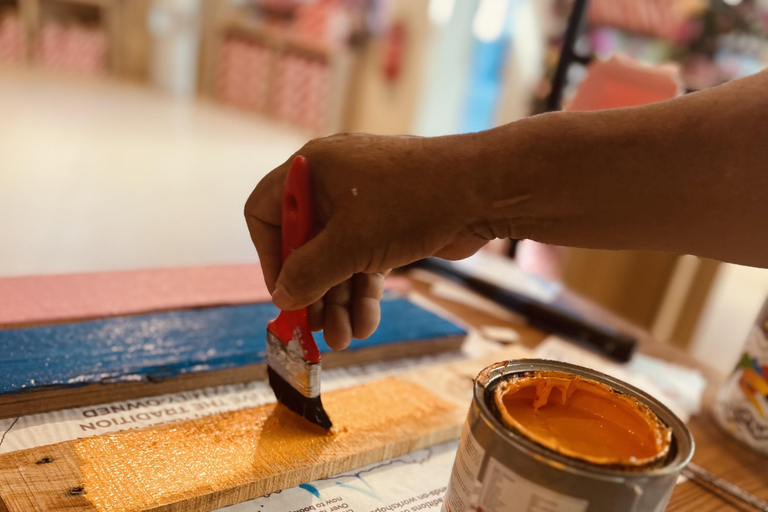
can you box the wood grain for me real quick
[0,335,464,420]
[0,347,529,512]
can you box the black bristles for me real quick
[267,366,333,430]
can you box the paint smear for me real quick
[73,377,456,512]
[299,484,321,499]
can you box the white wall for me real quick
[690,263,768,374]
[412,0,480,136]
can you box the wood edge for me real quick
[0,300,262,330]
[0,443,94,512]
[146,422,464,512]
[0,335,466,419]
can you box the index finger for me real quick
[244,159,291,292]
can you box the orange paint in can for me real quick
[442,360,693,512]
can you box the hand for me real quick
[244,133,488,350]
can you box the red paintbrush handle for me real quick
[268,156,321,364]
[281,155,314,261]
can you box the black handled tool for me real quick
[405,257,637,363]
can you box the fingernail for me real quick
[272,286,295,310]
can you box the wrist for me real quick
[444,122,549,242]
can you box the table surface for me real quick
[409,278,768,512]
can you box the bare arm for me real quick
[474,68,768,266]
[245,70,768,348]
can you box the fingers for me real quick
[272,227,359,310]
[309,273,384,344]
[323,281,353,350]
[244,159,291,292]
[433,237,488,261]
[351,272,384,339]
[308,300,324,331]
[247,219,283,293]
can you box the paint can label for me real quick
[443,422,485,512]
[442,422,588,512]
[713,297,768,455]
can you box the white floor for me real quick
[0,66,307,277]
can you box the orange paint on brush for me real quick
[495,371,671,466]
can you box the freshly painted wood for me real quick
[0,347,528,512]
[0,299,465,419]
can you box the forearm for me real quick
[456,70,768,267]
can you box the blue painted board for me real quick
[0,298,465,395]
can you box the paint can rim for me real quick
[474,358,695,482]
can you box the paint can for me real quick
[713,296,768,455]
[442,359,694,512]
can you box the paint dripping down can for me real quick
[442,359,694,512]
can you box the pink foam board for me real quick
[0,265,412,327]
[0,264,270,326]
[566,56,681,112]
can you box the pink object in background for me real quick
[294,0,349,50]
[273,52,330,132]
[516,241,565,281]
[0,13,26,64]
[567,55,682,112]
[217,36,273,112]
[37,22,108,76]
[0,264,411,327]
[588,0,704,43]
[0,264,270,327]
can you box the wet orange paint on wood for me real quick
[72,377,455,512]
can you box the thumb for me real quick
[272,229,360,310]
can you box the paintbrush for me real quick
[266,155,332,430]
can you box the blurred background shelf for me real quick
[198,0,364,134]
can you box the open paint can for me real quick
[442,359,693,512]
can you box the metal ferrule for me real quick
[266,331,321,398]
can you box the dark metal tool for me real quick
[683,462,768,512]
[405,257,637,362]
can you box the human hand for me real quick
[244,133,488,350]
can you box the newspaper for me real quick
[221,441,457,512]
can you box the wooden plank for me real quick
[0,347,528,512]
[0,335,464,419]
[0,299,465,419]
